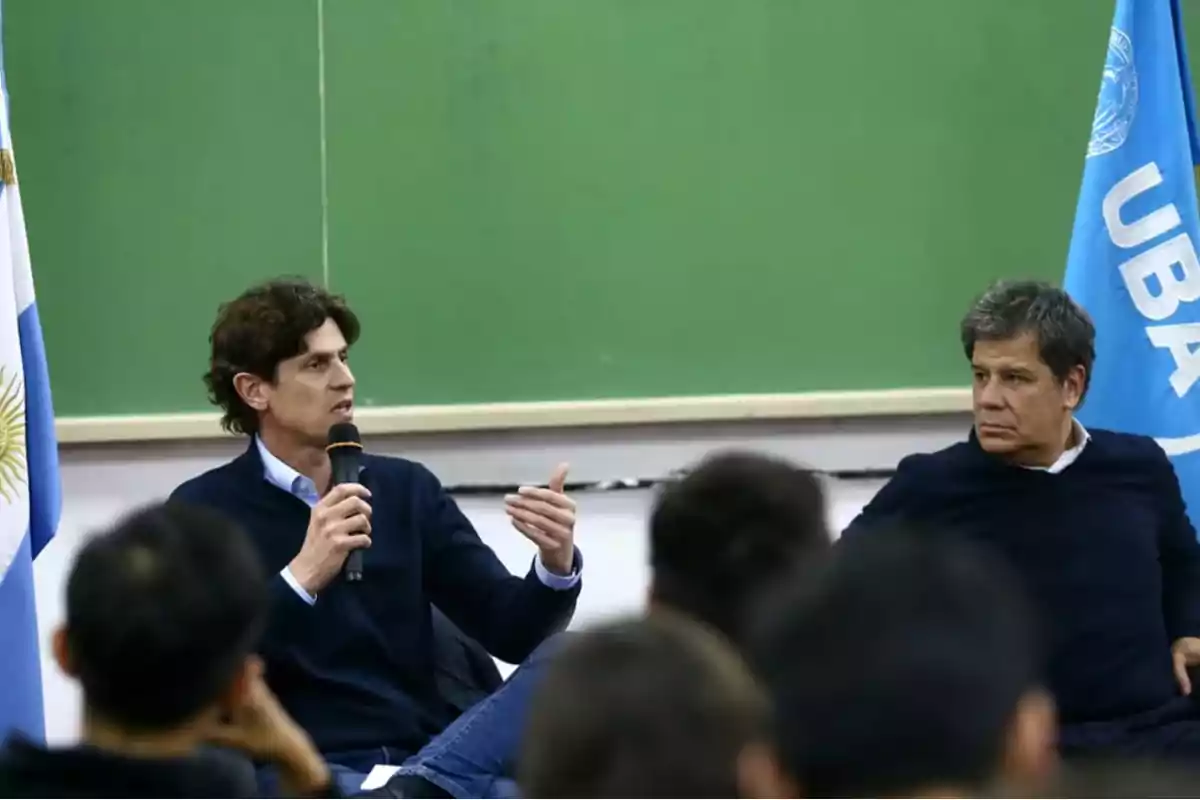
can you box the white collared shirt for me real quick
[256,437,581,605]
[1019,419,1091,474]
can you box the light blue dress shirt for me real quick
[256,437,581,605]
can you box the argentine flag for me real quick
[1064,0,1200,529]
[0,0,61,742]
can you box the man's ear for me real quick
[1062,365,1087,411]
[999,687,1059,795]
[737,740,798,799]
[52,626,77,678]
[217,654,263,718]
[233,372,270,414]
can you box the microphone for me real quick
[326,422,366,582]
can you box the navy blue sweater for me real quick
[844,428,1200,726]
[170,443,579,756]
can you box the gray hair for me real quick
[960,280,1095,397]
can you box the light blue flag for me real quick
[1064,0,1200,529]
[0,0,62,742]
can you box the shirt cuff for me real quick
[534,551,582,591]
[281,566,318,605]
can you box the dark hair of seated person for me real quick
[518,612,768,798]
[64,501,269,731]
[649,450,830,648]
[745,528,1058,798]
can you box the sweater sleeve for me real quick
[266,572,320,642]
[415,465,579,663]
[1152,443,1200,641]
[840,454,932,543]
[167,485,319,646]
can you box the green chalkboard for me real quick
[5,0,1174,416]
[5,0,323,417]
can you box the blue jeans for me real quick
[325,746,408,795]
[391,636,562,798]
[256,745,407,796]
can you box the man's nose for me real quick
[977,377,1005,408]
[332,360,355,389]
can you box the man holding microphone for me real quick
[171,278,582,795]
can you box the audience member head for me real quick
[960,280,1094,466]
[648,450,830,647]
[54,502,269,743]
[205,277,360,445]
[519,613,769,798]
[745,530,1057,798]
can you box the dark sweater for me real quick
[0,737,259,798]
[170,443,579,756]
[843,428,1200,727]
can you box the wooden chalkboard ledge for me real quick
[54,387,972,445]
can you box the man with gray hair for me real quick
[845,280,1200,758]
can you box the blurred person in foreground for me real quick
[744,530,1058,798]
[0,502,333,798]
[504,450,830,798]
[845,280,1200,758]
[519,613,768,798]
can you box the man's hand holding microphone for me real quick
[288,423,372,597]
[288,482,372,596]
[288,424,578,596]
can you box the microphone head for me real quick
[326,422,362,452]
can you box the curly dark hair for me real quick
[205,278,361,435]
